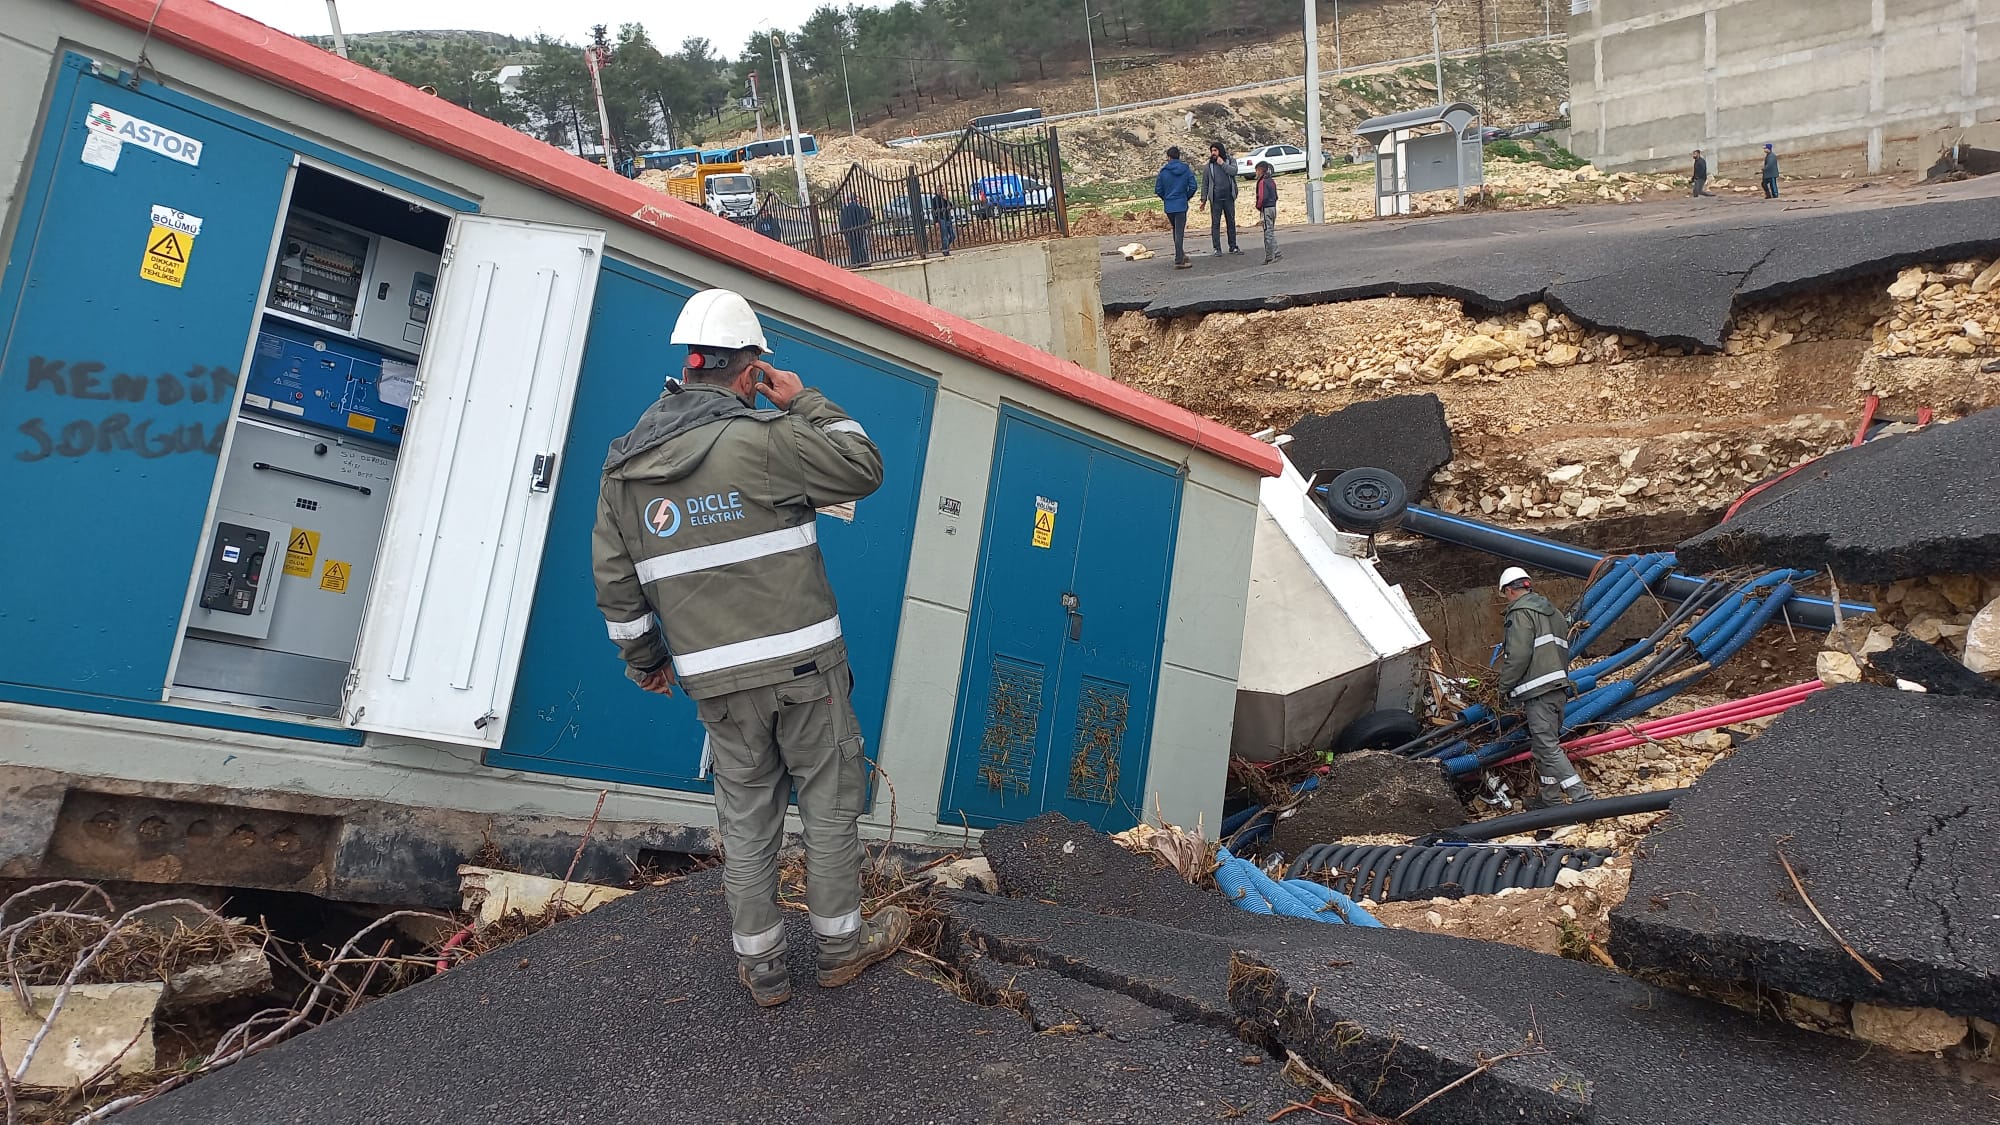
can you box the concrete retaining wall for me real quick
[1570,0,2000,176]
[864,237,1113,374]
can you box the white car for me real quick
[1235,144,1320,178]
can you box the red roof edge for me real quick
[69,0,1283,478]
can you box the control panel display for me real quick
[268,213,370,332]
[243,319,410,446]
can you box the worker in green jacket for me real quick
[1495,567,1596,807]
[592,288,908,1007]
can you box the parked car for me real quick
[1480,126,1507,144]
[882,193,969,235]
[1507,121,1555,139]
[970,174,1053,217]
[1234,144,1326,178]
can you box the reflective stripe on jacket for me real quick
[592,382,883,699]
[1498,591,1571,700]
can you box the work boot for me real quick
[815,906,911,988]
[1566,780,1597,803]
[736,945,792,1008]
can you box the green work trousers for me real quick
[696,657,868,958]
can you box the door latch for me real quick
[530,452,557,492]
[1061,592,1083,642]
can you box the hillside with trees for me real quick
[312,1,1557,163]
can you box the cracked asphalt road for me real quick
[1611,684,2000,1022]
[1099,175,2000,348]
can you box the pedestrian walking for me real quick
[1254,160,1281,264]
[1690,149,1714,197]
[1493,567,1595,809]
[930,189,955,255]
[1761,143,1780,199]
[1153,145,1198,269]
[838,193,873,265]
[1198,142,1241,256]
[592,288,906,1007]
[752,204,783,241]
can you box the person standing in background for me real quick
[1690,149,1714,198]
[1254,160,1281,265]
[1153,146,1198,269]
[1761,143,1780,199]
[1198,142,1241,256]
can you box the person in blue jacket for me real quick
[1154,146,1199,269]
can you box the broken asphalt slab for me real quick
[117,869,1308,1125]
[1282,393,1453,497]
[1868,632,2000,699]
[946,890,2000,1123]
[1612,684,2000,1024]
[1678,406,2000,584]
[1101,177,2000,350]
[981,811,1261,938]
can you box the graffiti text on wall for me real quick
[13,356,237,462]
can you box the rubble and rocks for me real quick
[1365,858,1632,959]
[1269,752,1468,853]
[1967,594,2000,673]
[1,981,163,1088]
[1678,406,2000,583]
[1611,685,2000,1027]
[1280,393,1452,496]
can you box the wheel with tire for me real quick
[1320,467,1408,534]
[1335,709,1425,755]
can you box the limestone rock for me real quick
[1888,269,1925,300]
[1816,650,1862,684]
[1542,342,1581,367]
[1972,259,2000,295]
[1851,1002,1969,1053]
[1447,334,1510,366]
[1546,463,1586,485]
[1965,596,2000,675]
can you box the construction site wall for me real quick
[864,237,1113,374]
[1569,0,2000,175]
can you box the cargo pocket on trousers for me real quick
[834,733,866,819]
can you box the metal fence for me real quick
[744,126,1068,269]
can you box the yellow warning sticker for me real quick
[139,226,192,287]
[283,528,321,578]
[319,559,351,593]
[1031,496,1057,549]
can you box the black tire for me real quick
[1335,709,1426,754]
[1321,466,1409,534]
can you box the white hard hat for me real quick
[670,288,769,352]
[1498,566,1531,591]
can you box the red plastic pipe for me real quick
[1851,394,1881,447]
[435,923,476,972]
[1494,682,1824,767]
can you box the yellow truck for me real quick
[665,162,759,223]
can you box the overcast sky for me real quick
[216,1,888,55]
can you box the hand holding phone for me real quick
[750,360,804,409]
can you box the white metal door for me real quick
[344,215,605,746]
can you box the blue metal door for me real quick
[0,62,293,703]
[941,409,1181,831]
[490,260,934,793]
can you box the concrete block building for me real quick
[0,0,1279,906]
[1568,0,2000,175]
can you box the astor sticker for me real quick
[1032,496,1057,549]
[283,528,320,578]
[319,559,351,593]
[140,225,192,288]
[85,103,201,166]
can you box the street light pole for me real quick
[776,37,811,206]
[1430,1,1446,102]
[1303,0,1323,224]
[324,0,348,58]
[1333,0,1341,74]
[1084,0,1103,115]
[841,49,857,136]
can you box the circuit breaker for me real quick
[358,235,439,354]
[183,510,290,642]
[243,319,411,445]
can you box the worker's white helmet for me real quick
[1498,566,1531,591]
[670,288,770,353]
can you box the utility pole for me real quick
[1545,0,1552,38]
[841,49,856,136]
[1429,1,1446,102]
[750,73,764,140]
[584,25,616,169]
[1303,0,1323,223]
[324,0,348,58]
[1084,0,1103,115]
[775,33,811,205]
[1333,0,1341,73]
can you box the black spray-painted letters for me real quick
[14,357,237,462]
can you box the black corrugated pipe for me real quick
[1287,842,1612,901]
[1417,788,1686,842]
[1398,506,1870,631]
